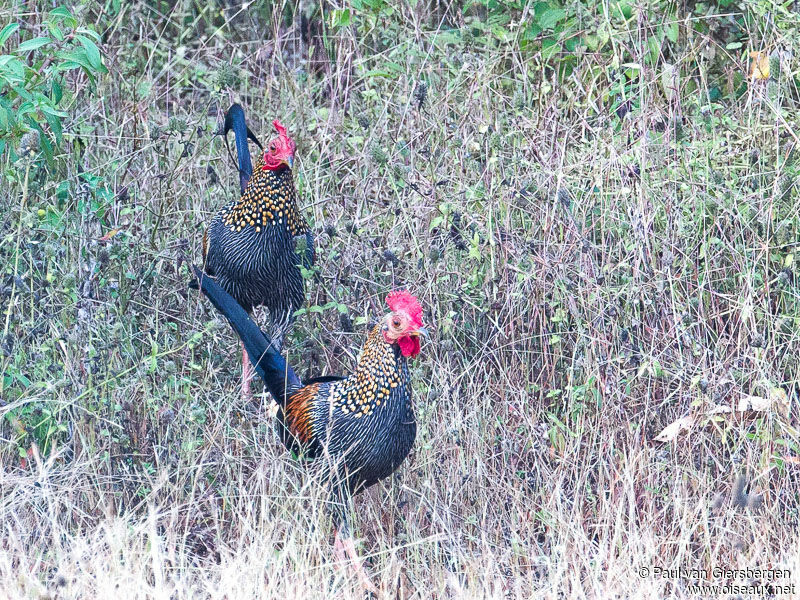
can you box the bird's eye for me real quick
[270,143,276,152]
[392,317,402,328]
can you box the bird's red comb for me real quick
[386,291,423,328]
[273,119,289,140]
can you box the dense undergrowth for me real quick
[1,1,798,598]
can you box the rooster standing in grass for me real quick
[193,265,427,594]
[203,105,314,401]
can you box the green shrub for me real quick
[0,6,107,165]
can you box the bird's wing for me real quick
[283,383,322,447]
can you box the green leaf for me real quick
[39,104,68,118]
[55,48,94,79]
[16,36,51,53]
[49,6,72,18]
[0,54,25,82]
[538,7,566,30]
[76,35,105,72]
[75,27,101,42]
[43,109,63,145]
[521,23,542,41]
[11,83,32,101]
[646,36,661,65]
[331,8,352,28]
[47,22,64,42]
[563,35,580,52]
[16,100,35,118]
[665,22,678,44]
[532,2,551,18]
[0,23,20,47]
[49,7,77,28]
[468,232,481,259]
[612,0,633,20]
[51,78,62,104]
[541,37,560,60]
[30,121,54,166]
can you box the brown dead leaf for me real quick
[99,227,123,242]
[706,389,788,417]
[654,415,694,442]
[749,51,769,80]
[769,387,790,416]
[737,395,776,412]
[737,395,771,411]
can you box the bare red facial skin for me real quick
[397,335,421,358]
[384,290,424,358]
[262,119,296,171]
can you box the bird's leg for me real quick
[240,342,254,403]
[334,528,378,595]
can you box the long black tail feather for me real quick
[223,103,263,194]
[192,265,302,404]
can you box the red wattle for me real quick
[398,335,420,358]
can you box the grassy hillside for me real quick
[1,1,798,597]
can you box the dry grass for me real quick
[1,1,799,598]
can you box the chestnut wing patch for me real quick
[284,383,321,445]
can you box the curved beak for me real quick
[282,156,294,170]
[409,326,429,338]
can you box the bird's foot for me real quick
[334,530,379,596]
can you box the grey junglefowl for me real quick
[193,265,427,594]
[203,105,314,400]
